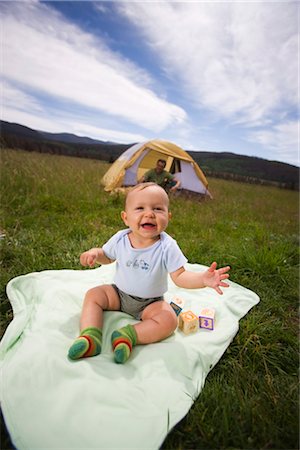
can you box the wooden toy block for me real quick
[170,296,185,316]
[199,308,215,330]
[178,310,198,334]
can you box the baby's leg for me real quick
[111,301,177,364]
[68,285,120,360]
[136,301,178,343]
[80,284,120,330]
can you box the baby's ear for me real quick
[121,210,128,225]
[168,211,172,220]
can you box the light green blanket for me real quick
[0,263,259,450]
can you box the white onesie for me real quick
[102,229,187,298]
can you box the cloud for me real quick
[1,80,148,143]
[1,2,186,132]
[70,123,146,144]
[1,81,60,131]
[117,2,298,127]
[2,81,43,114]
[247,120,299,166]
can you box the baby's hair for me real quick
[125,183,169,208]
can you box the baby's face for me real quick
[121,185,170,241]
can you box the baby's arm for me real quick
[80,248,114,268]
[170,262,230,295]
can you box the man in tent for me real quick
[139,159,181,192]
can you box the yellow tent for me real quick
[101,140,211,197]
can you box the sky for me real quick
[1,1,299,166]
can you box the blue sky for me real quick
[1,1,299,166]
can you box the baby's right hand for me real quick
[80,249,98,267]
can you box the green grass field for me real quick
[0,149,299,449]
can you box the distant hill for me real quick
[0,120,129,162]
[0,121,117,145]
[189,151,299,190]
[40,130,117,146]
[40,131,108,145]
[2,121,42,139]
[1,120,298,190]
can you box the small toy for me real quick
[199,308,215,330]
[178,310,198,334]
[169,296,185,316]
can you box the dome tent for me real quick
[101,139,211,198]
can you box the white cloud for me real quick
[1,2,186,132]
[70,123,147,144]
[118,2,298,127]
[1,81,43,115]
[247,120,299,166]
[1,81,147,143]
[2,107,63,134]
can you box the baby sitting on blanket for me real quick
[68,183,230,364]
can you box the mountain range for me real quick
[1,120,298,190]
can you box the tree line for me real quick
[1,131,298,191]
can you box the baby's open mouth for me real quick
[141,223,156,229]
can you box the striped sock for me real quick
[111,324,137,364]
[68,327,102,360]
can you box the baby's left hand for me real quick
[203,262,230,295]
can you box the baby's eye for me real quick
[154,207,163,211]
[135,206,144,210]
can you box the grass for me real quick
[0,148,299,450]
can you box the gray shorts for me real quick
[112,284,163,320]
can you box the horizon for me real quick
[3,119,299,168]
[1,1,299,166]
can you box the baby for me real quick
[68,182,230,363]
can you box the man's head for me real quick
[155,159,167,174]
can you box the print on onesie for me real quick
[126,259,150,271]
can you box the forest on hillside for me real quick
[1,120,298,190]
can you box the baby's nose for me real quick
[144,209,155,217]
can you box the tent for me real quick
[101,140,212,198]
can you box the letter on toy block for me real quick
[178,311,198,334]
[170,296,185,316]
[199,308,215,330]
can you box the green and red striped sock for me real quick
[68,327,102,360]
[111,324,137,364]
